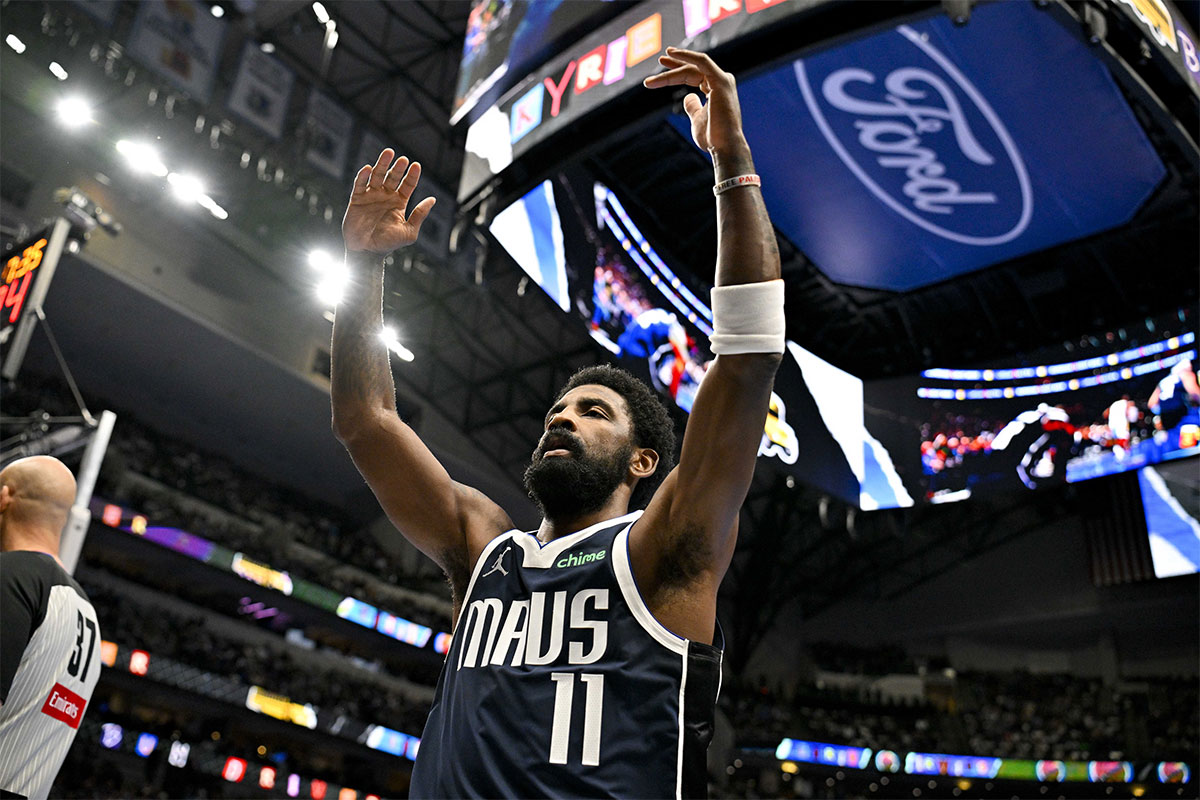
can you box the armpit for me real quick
[654,522,714,592]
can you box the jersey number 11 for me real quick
[548,672,604,766]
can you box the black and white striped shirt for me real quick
[0,551,101,800]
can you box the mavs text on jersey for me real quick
[409,511,723,798]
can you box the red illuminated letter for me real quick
[709,0,742,23]
[543,61,576,118]
[575,45,606,94]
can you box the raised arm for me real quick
[331,150,512,606]
[633,50,783,638]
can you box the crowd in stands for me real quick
[722,678,943,754]
[4,377,453,631]
[722,644,1198,764]
[81,580,434,736]
[955,670,1127,760]
[1145,677,1200,762]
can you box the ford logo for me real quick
[795,26,1032,246]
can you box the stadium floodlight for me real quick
[210,3,224,17]
[115,140,169,177]
[48,62,68,81]
[315,269,348,307]
[307,249,337,270]
[198,194,228,220]
[311,1,330,24]
[55,95,93,128]
[381,326,415,362]
[259,42,275,53]
[167,172,205,204]
[5,34,26,53]
[325,24,339,50]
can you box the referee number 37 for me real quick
[548,672,604,766]
[67,610,98,681]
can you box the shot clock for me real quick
[1,227,51,325]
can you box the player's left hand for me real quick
[643,47,747,156]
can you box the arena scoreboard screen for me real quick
[0,227,52,327]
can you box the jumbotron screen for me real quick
[452,0,634,125]
[488,170,893,507]
[491,173,1198,511]
[1138,459,1200,579]
[863,318,1199,507]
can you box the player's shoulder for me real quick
[0,551,89,603]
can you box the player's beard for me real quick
[524,433,633,521]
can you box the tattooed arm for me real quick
[331,150,512,606]
[632,50,783,644]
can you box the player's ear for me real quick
[629,447,659,480]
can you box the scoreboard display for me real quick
[1,227,51,326]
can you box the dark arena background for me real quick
[1,0,1198,797]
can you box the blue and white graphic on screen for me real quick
[489,180,569,311]
[723,0,1166,291]
[1138,465,1200,579]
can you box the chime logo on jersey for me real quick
[41,682,86,729]
[456,589,609,670]
[556,549,606,569]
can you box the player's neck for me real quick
[536,497,630,544]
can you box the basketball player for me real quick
[332,48,782,798]
[0,456,102,800]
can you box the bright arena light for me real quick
[311,1,330,24]
[380,326,415,362]
[198,194,228,220]
[115,139,169,177]
[315,268,348,307]
[308,249,336,270]
[210,4,225,17]
[5,34,26,54]
[48,62,69,81]
[167,172,205,204]
[55,95,93,128]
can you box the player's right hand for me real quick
[342,148,436,254]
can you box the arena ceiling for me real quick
[2,0,1198,653]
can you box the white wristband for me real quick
[709,279,785,355]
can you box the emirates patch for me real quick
[41,683,85,728]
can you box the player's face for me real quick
[523,385,637,518]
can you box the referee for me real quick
[0,456,101,800]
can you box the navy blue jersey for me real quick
[409,511,723,799]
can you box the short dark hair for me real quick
[554,364,676,510]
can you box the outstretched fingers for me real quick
[368,149,395,187]
[382,155,411,192]
[395,161,423,213]
[643,62,705,89]
[351,163,373,194]
[407,196,437,232]
[644,47,730,91]
[661,46,726,78]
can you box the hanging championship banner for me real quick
[126,0,226,102]
[354,129,389,174]
[304,90,355,179]
[227,42,295,139]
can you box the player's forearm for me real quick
[712,140,780,288]
[330,250,397,436]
